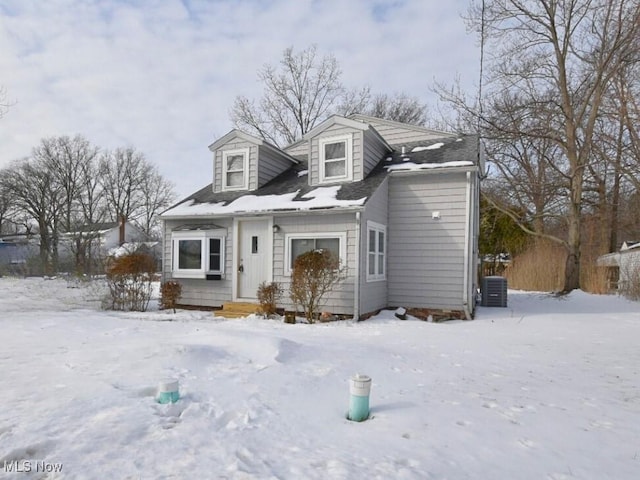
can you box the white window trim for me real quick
[222,148,250,191]
[366,221,386,282]
[284,232,347,275]
[318,134,353,184]
[171,229,226,279]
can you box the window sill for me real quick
[366,276,386,283]
[173,271,224,280]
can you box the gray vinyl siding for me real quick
[283,140,309,156]
[359,179,389,315]
[363,128,390,177]
[309,125,363,185]
[162,218,234,307]
[213,141,259,193]
[257,145,292,188]
[366,120,454,146]
[387,172,468,310]
[272,212,357,315]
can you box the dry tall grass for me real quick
[580,257,609,294]
[505,240,565,292]
[504,239,609,293]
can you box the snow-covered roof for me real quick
[163,132,478,220]
[107,242,159,258]
[385,161,474,172]
[411,143,444,152]
[162,186,366,218]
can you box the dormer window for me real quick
[222,148,249,191]
[319,134,352,183]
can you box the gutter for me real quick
[160,205,366,221]
[387,165,479,177]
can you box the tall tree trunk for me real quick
[562,164,584,292]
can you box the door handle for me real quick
[238,263,244,273]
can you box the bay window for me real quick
[172,227,226,279]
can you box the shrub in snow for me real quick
[160,280,182,313]
[257,281,283,317]
[104,253,156,312]
[290,249,344,323]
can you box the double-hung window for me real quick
[222,148,249,191]
[172,227,226,279]
[366,221,386,281]
[284,232,347,274]
[319,134,352,183]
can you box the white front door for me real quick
[237,219,271,299]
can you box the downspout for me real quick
[353,211,361,320]
[462,172,472,320]
[161,220,167,282]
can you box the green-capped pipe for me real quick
[157,379,180,404]
[348,374,371,422]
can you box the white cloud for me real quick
[0,0,478,198]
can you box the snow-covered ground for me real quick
[1,277,639,479]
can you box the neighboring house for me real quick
[0,233,39,273]
[597,241,640,292]
[62,221,146,255]
[59,221,147,273]
[161,114,483,319]
[0,238,35,275]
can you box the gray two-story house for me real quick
[161,114,482,319]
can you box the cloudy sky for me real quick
[0,0,479,199]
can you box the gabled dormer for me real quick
[300,116,392,187]
[208,129,298,193]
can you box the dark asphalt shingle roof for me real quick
[167,135,477,214]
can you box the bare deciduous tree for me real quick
[100,147,148,227]
[33,136,100,232]
[0,169,16,234]
[363,92,427,125]
[137,167,175,237]
[100,147,174,238]
[231,45,430,146]
[439,0,640,292]
[0,85,10,118]
[2,157,63,274]
[2,136,173,274]
[231,45,346,146]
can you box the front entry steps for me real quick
[217,302,260,319]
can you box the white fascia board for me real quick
[208,129,264,151]
[160,205,365,221]
[303,115,370,140]
[387,165,479,177]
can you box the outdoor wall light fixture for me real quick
[273,224,281,233]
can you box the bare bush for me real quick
[104,253,156,311]
[257,281,283,317]
[160,281,182,313]
[289,250,343,323]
